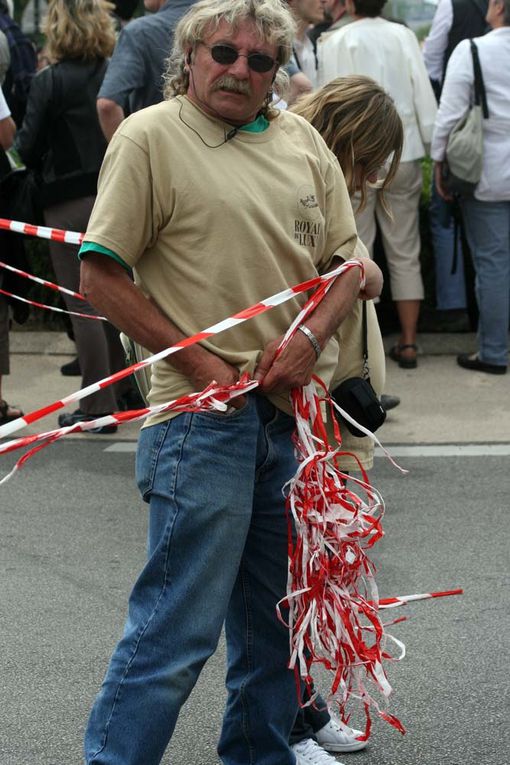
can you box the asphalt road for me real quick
[0,439,508,765]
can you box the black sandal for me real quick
[389,344,418,369]
[0,399,24,425]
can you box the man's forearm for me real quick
[97,98,125,142]
[80,254,226,383]
[304,257,382,350]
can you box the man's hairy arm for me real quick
[254,258,382,393]
[80,254,244,398]
[81,253,381,401]
[97,98,125,142]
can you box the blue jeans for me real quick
[460,198,510,366]
[429,179,467,310]
[84,394,299,765]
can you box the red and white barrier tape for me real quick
[378,589,463,609]
[0,376,258,485]
[0,258,365,439]
[0,217,83,245]
[0,259,87,301]
[278,379,406,738]
[0,287,106,321]
[0,246,464,735]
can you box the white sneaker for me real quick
[292,737,344,764]
[315,719,367,753]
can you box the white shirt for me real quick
[0,87,11,121]
[317,17,438,162]
[293,34,317,88]
[423,0,454,82]
[431,28,510,201]
[0,29,10,87]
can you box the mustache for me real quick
[211,76,251,96]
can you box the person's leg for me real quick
[0,292,10,381]
[376,161,424,367]
[0,293,22,421]
[218,395,299,765]
[85,400,262,765]
[289,708,317,748]
[429,177,467,311]
[288,657,366,754]
[459,199,510,367]
[295,691,330,745]
[44,198,118,415]
[394,299,421,352]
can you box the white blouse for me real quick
[431,27,510,201]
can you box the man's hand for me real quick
[358,258,384,300]
[80,253,246,408]
[254,331,317,393]
[185,352,246,409]
[434,160,454,202]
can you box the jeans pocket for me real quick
[135,420,173,502]
[194,396,250,422]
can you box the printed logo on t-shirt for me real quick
[297,185,321,220]
[295,184,322,247]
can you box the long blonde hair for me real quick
[162,0,295,118]
[292,75,403,209]
[43,0,116,63]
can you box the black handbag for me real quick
[330,302,386,438]
[0,163,44,226]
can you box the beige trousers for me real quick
[353,160,424,301]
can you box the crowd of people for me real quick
[0,0,508,762]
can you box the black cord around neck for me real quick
[177,99,238,149]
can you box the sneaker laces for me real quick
[292,738,340,764]
[322,718,359,743]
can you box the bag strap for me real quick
[361,301,370,379]
[470,40,489,119]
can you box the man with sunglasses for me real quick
[79,2,383,764]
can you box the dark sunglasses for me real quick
[201,43,277,73]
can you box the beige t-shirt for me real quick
[85,96,358,422]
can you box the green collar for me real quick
[239,113,270,133]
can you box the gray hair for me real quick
[162,0,295,117]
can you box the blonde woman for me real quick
[292,74,403,472]
[16,0,131,431]
[288,75,403,765]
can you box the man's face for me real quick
[486,0,503,27]
[320,0,343,21]
[144,0,165,12]
[186,18,279,126]
[291,0,325,25]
